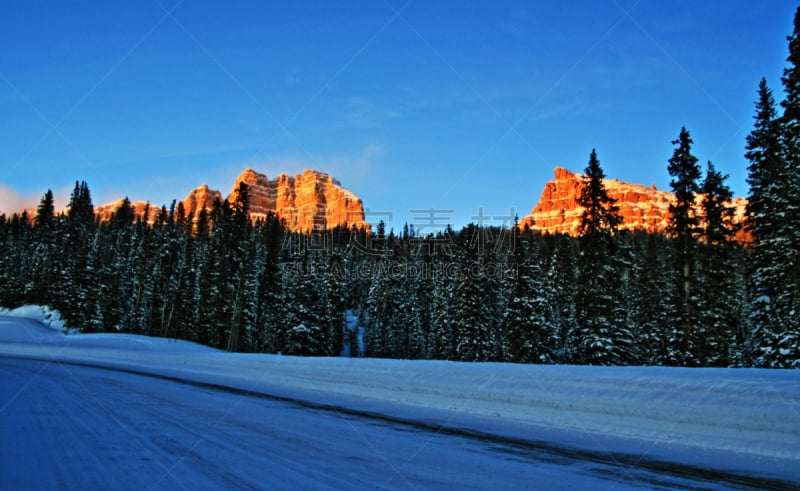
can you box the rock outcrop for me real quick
[519,167,747,237]
[94,199,159,224]
[226,168,367,232]
[180,184,223,226]
[94,168,366,232]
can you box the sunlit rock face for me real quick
[180,184,223,225]
[95,168,366,232]
[519,167,747,239]
[94,199,159,224]
[227,168,366,232]
[95,185,223,226]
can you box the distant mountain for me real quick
[518,167,748,239]
[95,168,367,232]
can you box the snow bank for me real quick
[1,313,798,484]
[0,305,66,333]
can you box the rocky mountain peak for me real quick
[227,168,365,231]
[519,167,748,238]
[94,168,366,232]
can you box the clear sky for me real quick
[0,1,796,231]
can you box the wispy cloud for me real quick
[345,97,404,129]
[0,185,70,215]
[0,186,38,215]
[246,143,383,188]
[334,143,382,181]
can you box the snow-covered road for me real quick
[1,309,799,489]
[0,356,777,490]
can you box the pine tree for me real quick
[451,226,496,362]
[226,182,255,352]
[745,79,785,366]
[427,236,456,360]
[696,161,739,365]
[502,231,554,363]
[254,212,285,353]
[574,150,627,365]
[363,253,403,358]
[406,245,434,359]
[0,213,32,308]
[543,234,578,363]
[771,5,800,367]
[30,190,58,305]
[744,7,800,367]
[578,149,622,236]
[322,252,347,356]
[623,232,675,365]
[96,198,136,332]
[281,252,327,356]
[58,181,100,331]
[667,127,702,365]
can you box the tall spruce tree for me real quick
[745,79,785,366]
[667,127,702,365]
[254,212,285,353]
[697,161,738,365]
[574,149,627,365]
[625,232,677,365]
[30,190,57,305]
[578,149,622,236]
[744,7,800,367]
[772,5,800,367]
[427,236,456,360]
[502,230,554,363]
[226,182,255,352]
[543,234,578,363]
[59,181,100,331]
[450,225,496,362]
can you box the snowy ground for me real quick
[1,307,799,489]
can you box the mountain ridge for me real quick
[519,167,748,239]
[94,168,367,232]
[15,166,748,239]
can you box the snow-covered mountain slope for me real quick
[1,308,798,485]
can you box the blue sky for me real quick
[0,1,796,230]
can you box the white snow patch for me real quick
[0,305,66,333]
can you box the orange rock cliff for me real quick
[227,168,367,231]
[95,168,367,232]
[518,167,747,237]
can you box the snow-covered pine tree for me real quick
[363,251,404,358]
[624,232,677,365]
[502,229,554,363]
[744,78,785,366]
[427,234,456,360]
[0,212,32,309]
[574,149,627,365]
[58,181,101,332]
[543,234,578,364]
[696,161,740,366]
[321,252,347,357]
[772,6,800,367]
[451,225,495,362]
[406,243,434,359]
[254,212,285,353]
[745,13,800,366]
[196,197,229,348]
[29,190,58,306]
[281,252,327,356]
[95,197,136,332]
[226,182,255,353]
[667,128,702,365]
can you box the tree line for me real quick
[1,7,798,368]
